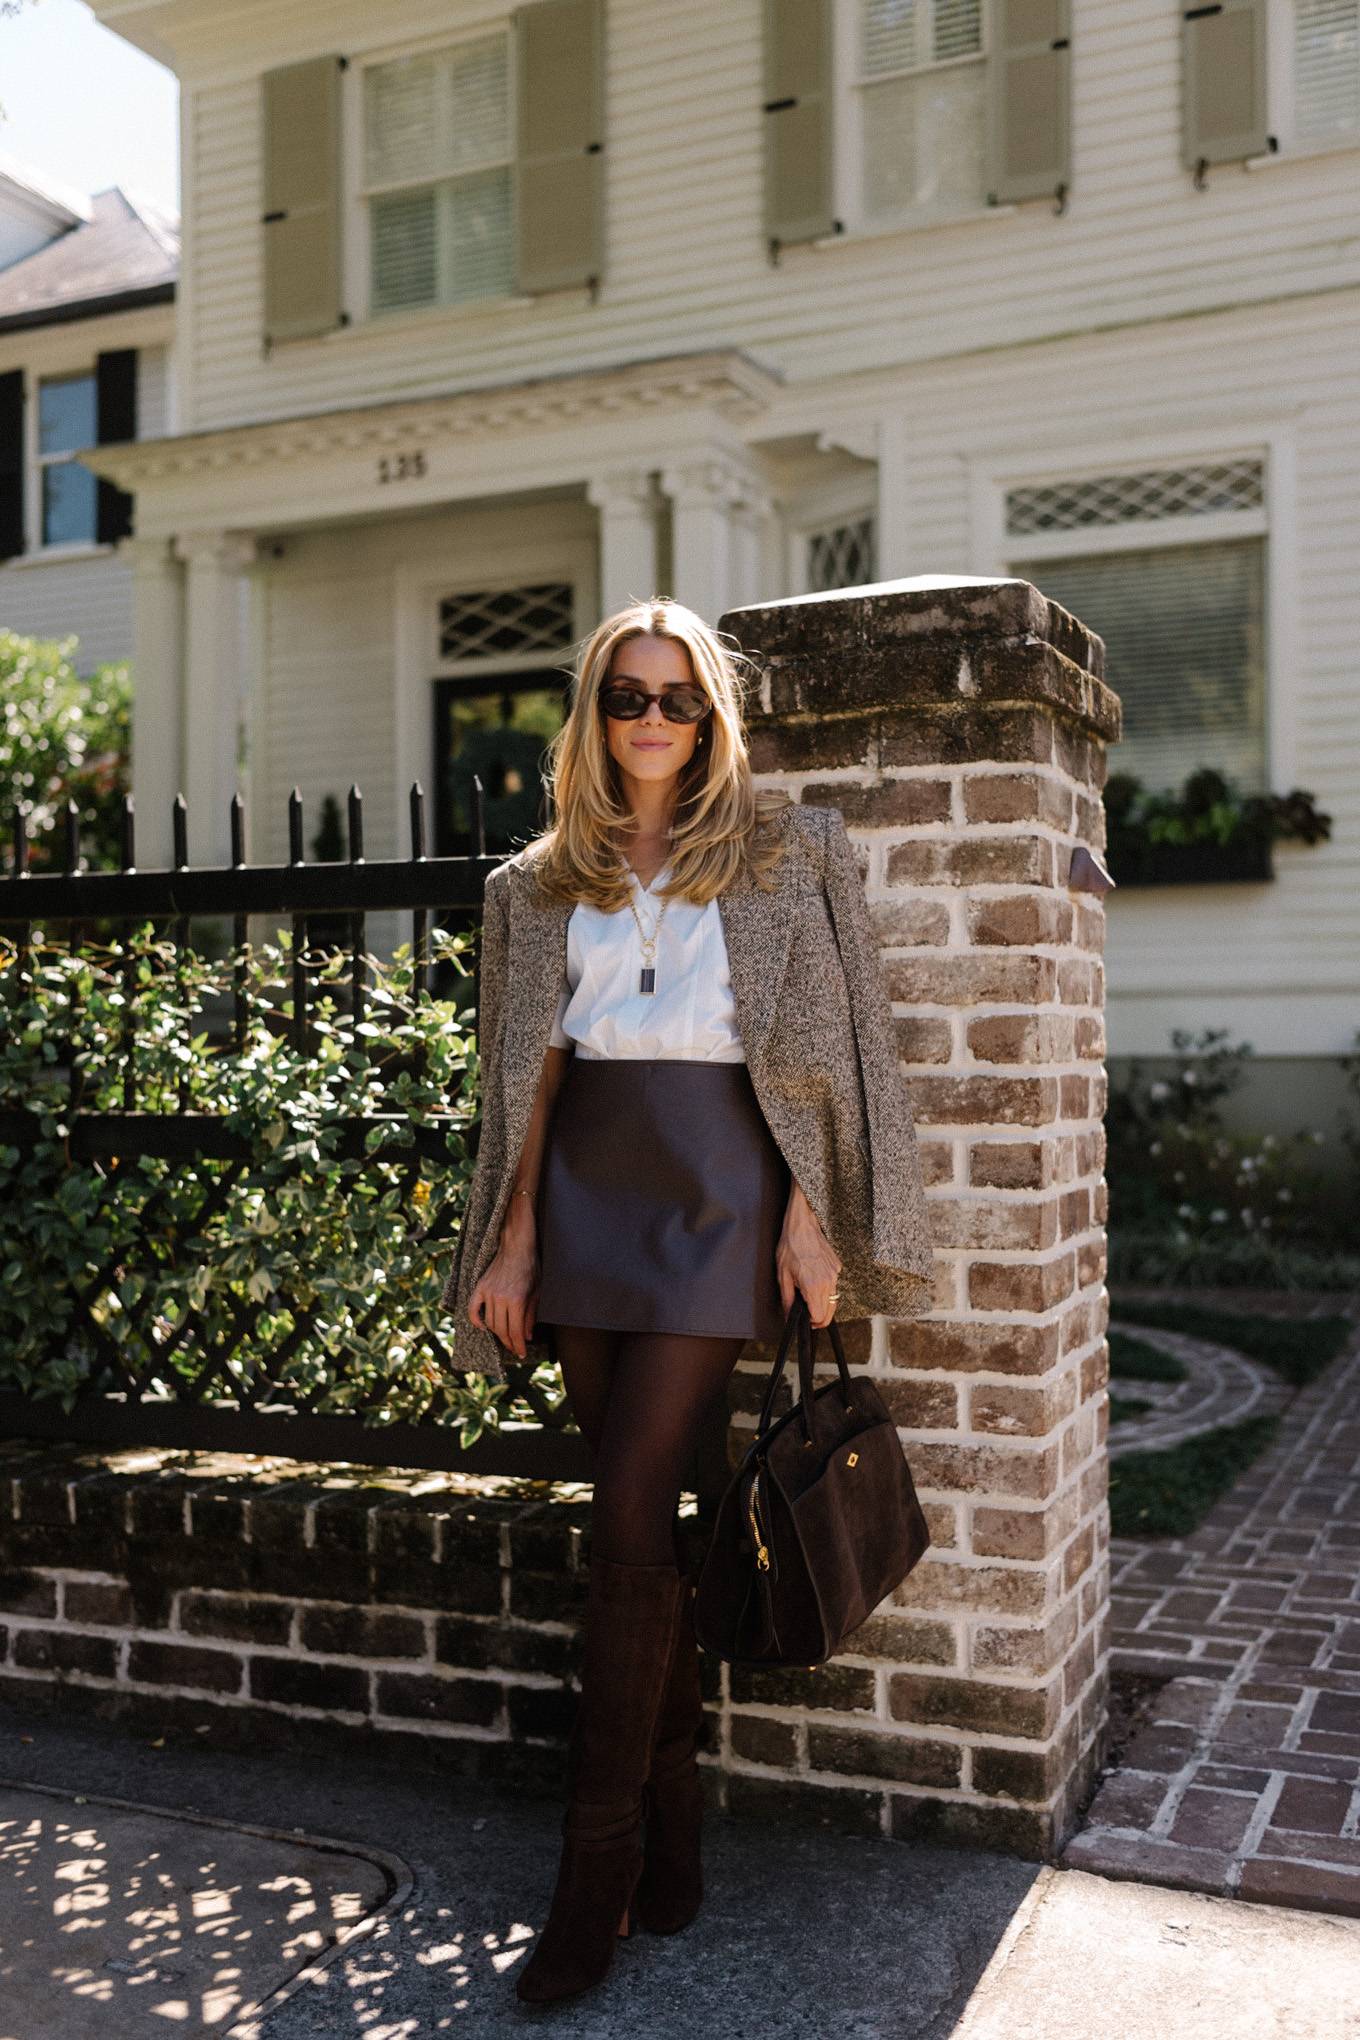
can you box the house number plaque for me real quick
[377,451,427,484]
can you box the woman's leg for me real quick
[520,1330,742,1998]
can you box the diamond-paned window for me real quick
[438,583,576,662]
[807,518,876,593]
[1005,460,1265,537]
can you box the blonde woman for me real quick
[444,599,932,2005]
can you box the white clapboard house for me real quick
[88,0,1359,1138]
[0,153,177,669]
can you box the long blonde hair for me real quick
[532,600,786,910]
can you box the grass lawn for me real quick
[1109,1414,1282,1538]
[1113,1301,1352,1388]
[1108,1329,1189,1383]
[1108,1394,1154,1423]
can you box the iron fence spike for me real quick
[172,793,188,871]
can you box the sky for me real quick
[0,0,178,213]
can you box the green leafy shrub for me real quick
[1106,1028,1356,1270]
[0,928,539,1445]
[0,632,131,870]
[1109,1414,1281,1538]
[1112,1301,1351,1389]
[1105,768,1330,886]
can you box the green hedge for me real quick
[0,928,533,1445]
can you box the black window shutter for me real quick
[0,369,23,561]
[96,348,137,545]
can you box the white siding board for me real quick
[0,554,133,670]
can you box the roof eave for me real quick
[0,279,176,337]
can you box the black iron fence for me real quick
[0,780,592,1481]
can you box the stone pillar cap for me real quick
[721,575,1120,745]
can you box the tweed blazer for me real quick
[442,803,934,1380]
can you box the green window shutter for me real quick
[95,348,136,545]
[763,0,834,250]
[1182,0,1270,169]
[986,0,1072,205]
[262,56,342,343]
[514,0,604,296]
[0,369,23,562]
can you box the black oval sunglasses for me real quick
[598,684,712,725]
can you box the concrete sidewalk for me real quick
[1,1713,1358,2037]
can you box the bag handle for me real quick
[756,1295,854,1446]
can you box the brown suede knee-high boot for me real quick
[638,1530,705,1935]
[517,1559,684,2006]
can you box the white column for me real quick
[876,415,910,580]
[587,470,658,616]
[177,531,255,866]
[123,537,185,869]
[729,476,775,612]
[661,458,744,624]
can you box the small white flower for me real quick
[1277,1189,1292,1203]
[1240,1209,1254,1227]
[1150,1082,1171,1102]
[1178,1203,1195,1219]
[1210,1208,1228,1224]
[1181,1070,1198,1087]
[1149,1141,1163,1157]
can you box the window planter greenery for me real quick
[1105,768,1331,888]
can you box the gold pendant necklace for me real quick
[627,884,669,996]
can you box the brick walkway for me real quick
[1065,1299,1360,1915]
[1108,1320,1292,1456]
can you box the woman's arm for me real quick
[467,1045,573,1360]
[777,1180,842,1330]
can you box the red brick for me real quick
[971,1378,1074,1437]
[1237,1857,1360,1918]
[1168,1786,1257,1853]
[809,1725,962,1787]
[973,1602,1079,1674]
[969,1254,1076,1314]
[928,1197,1057,1252]
[964,774,1073,827]
[62,1581,133,1627]
[947,837,1056,887]
[730,1714,799,1769]
[882,953,1057,1006]
[889,1316,1060,1376]
[908,1074,1059,1128]
[889,1671,1058,1739]
[845,1614,958,1665]
[804,778,952,826]
[879,1377,959,1430]
[1270,1776,1352,1835]
[908,1438,1061,1502]
[916,1140,957,1186]
[871,898,951,947]
[972,1508,1058,1562]
[895,1016,953,1064]
[129,1640,244,1694]
[970,1141,1048,1189]
[895,1558,1049,1619]
[967,895,1072,948]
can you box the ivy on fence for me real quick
[0,928,534,1445]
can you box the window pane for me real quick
[366,35,509,189]
[448,35,509,170]
[933,0,981,61]
[372,187,438,311]
[443,167,512,304]
[864,0,921,73]
[807,518,876,591]
[39,375,96,456]
[42,459,98,545]
[435,681,566,855]
[1012,540,1267,795]
[1295,0,1360,143]
[366,54,439,187]
[863,59,986,215]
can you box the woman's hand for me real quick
[468,1194,540,1360]
[777,1182,842,1329]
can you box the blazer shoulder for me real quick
[784,801,844,870]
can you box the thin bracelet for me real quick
[511,1189,535,1201]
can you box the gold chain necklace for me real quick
[626,881,669,996]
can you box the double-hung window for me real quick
[859,0,987,222]
[38,374,98,548]
[1183,1,1360,167]
[1293,0,1360,146]
[363,35,514,316]
[1006,459,1269,798]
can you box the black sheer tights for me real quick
[554,1326,744,1567]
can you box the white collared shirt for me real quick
[548,869,746,1063]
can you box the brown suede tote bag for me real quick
[695,1298,930,1667]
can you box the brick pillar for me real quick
[714,577,1120,1857]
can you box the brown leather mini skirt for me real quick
[536,1059,790,1341]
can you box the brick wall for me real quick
[717,577,1121,1854]
[0,578,1118,1862]
[0,1448,589,1787]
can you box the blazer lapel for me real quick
[720,858,798,1066]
